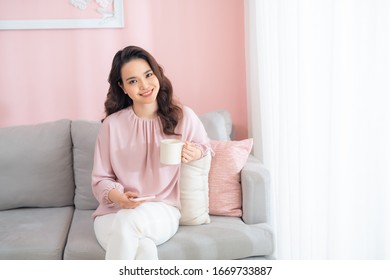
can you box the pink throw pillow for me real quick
[208,138,253,217]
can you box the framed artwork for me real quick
[0,0,124,30]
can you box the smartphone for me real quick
[131,195,156,202]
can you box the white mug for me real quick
[160,139,184,165]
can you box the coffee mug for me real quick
[160,139,184,165]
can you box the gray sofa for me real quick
[0,110,273,260]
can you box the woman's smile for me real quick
[139,88,153,97]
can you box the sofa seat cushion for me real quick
[158,216,273,259]
[64,212,273,260]
[0,207,74,260]
[64,209,105,260]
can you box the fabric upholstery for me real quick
[0,207,74,260]
[208,139,253,217]
[0,119,74,210]
[71,120,101,210]
[199,110,231,140]
[241,155,271,225]
[63,209,105,260]
[158,215,273,260]
[179,153,211,225]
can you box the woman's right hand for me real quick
[108,189,143,209]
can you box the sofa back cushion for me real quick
[198,110,232,140]
[0,119,75,210]
[71,120,101,210]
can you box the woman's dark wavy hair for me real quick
[103,45,182,135]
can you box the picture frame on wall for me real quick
[0,0,124,30]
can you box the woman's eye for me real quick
[129,80,137,84]
[146,72,153,78]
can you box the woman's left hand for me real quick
[181,141,202,163]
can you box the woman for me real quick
[91,46,211,260]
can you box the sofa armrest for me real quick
[241,155,271,225]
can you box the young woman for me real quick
[91,46,211,260]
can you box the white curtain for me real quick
[245,0,390,259]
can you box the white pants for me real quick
[94,202,181,260]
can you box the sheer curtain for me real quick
[245,0,390,259]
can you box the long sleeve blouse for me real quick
[91,105,211,219]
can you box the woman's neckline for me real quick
[129,106,158,121]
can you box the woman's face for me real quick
[120,58,160,107]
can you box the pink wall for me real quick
[0,0,248,139]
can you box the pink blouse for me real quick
[91,106,211,218]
